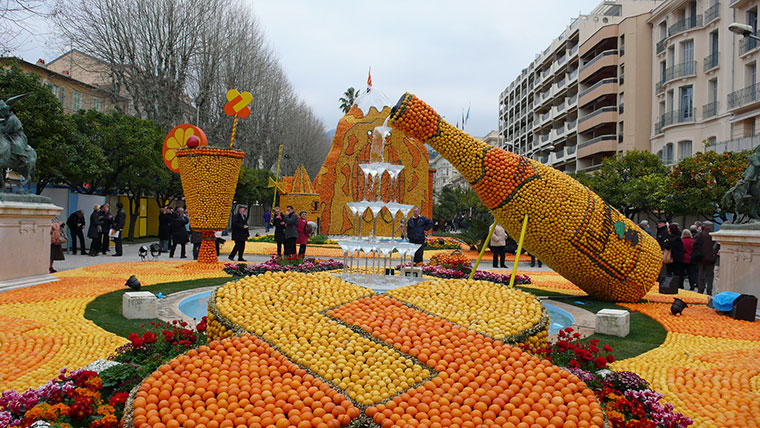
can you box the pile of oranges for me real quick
[131,334,361,428]
[190,271,605,427]
[176,147,244,231]
[389,93,661,302]
[428,252,470,269]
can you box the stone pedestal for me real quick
[0,195,63,291]
[595,309,630,337]
[711,224,760,319]
[122,291,158,319]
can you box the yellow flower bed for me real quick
[0,261,225,393]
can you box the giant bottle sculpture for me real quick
[389,93,661,302]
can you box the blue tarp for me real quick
[713,292,742,312]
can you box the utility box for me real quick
[596,309,630,337]
[122,291,158,319]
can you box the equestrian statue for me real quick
[0,94,37,192]
[724,143,760,222]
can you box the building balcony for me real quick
[655,80,665,95]
[541,133,551,143]
[541,111,552,125]
[566,120,577,133]
[658,108,696,131]
[557,77,567,89]
[667,15,702,38]
[568,69,579,83]
[567,93,578,107]
[703,51,719,72]
[663,61,696,84]
[579,78,617,108]
[558,55,567,66]
[739,37,759,56]
[578,106,617,134]
[579,50,618,81]
[552,127,565,142]
[703,101,718,118]
[577,135,617,159]
[566,145,577,155]
[727,83,760,110]
[656,38,666,55]
[704,2,720,24]
[569,45,579,57]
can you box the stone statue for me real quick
[724,143,760,222]
[0,94,37,192]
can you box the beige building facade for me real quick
[499,0,662,173]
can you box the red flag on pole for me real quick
[367,67,372,88]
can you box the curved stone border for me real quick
[542,298,597,340]
[158,285,219,324]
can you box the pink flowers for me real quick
[396,262,531,285]
[223,258,344,277]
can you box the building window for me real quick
[618,121,624,143]
[619,35,625,56]
[746,62,757,88]
[93,97,101,112]
[678,141,692,160]
[748,7,758,33]
[618,92,624,114]
[72,91,81,111]
[619,64,624,85]
[663,143,674,165]
[58,86,65,106]
[680,86,693,120]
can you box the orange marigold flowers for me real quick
[389,93,662,302]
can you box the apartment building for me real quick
[499,0,662,173]
[0,57,126,113]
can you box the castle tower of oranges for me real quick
[312,87,433,236]
[278,165,321,216]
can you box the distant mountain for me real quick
[325,128,336,141]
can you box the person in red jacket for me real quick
[296,210,311,257]
[681,229,697,290]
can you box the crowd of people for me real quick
[639,218,719,295]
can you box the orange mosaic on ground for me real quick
[0,262,226,393]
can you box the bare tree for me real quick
[1,0,50,54]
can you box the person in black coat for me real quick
[169,208,189,258]
[66,210,87,255]
[158,207,173,252]
[283,206,299,256]
[87,205,103,256]
[271,206,286,257]
[407,207,433,264]
[228,206,250,261]
[663,223,685,287]
[111,202,126,256]
[99,204,113,255]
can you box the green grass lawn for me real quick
[516,288,668,361]
[85,277,229,338]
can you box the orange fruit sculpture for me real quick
[176,147,244,263]
[388,93,661,302]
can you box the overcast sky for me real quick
[16,0,601,137]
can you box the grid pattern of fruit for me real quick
[388,93,661,302]
[312,105,431,236]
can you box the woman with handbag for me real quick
[296,210,311,258]
[681,229,698,291]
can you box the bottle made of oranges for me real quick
[389,93,661,302]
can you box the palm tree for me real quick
[338,87,361,113]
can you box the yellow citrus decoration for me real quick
[388,93,661,302]
[162,124,208,173]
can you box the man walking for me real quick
[66,210,86,255]
[111,202,126,256]
[283,206,299,256]
[694,221,717,295]
[229,206,250,262]
[407,206,433,265]
[271,207,286,256]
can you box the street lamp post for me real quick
[728,22,760,41]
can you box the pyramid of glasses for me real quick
[336,123,422,274]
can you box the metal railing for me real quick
[656,80,664,95]
[707,134,760,153]
[728,83,760,109]
[579,50,618,73]
[703,51,719,71]
[667,15,702,37]
[655,120,663,135]
[580,78,617,98]
[703,101,718,118]
[656,39,666,55]
[739,36,759,55]
[664,61,696,83]
[578,106,617,124]
[704,2,720,24]
[658,108,696,130]
[578,134,617,149]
